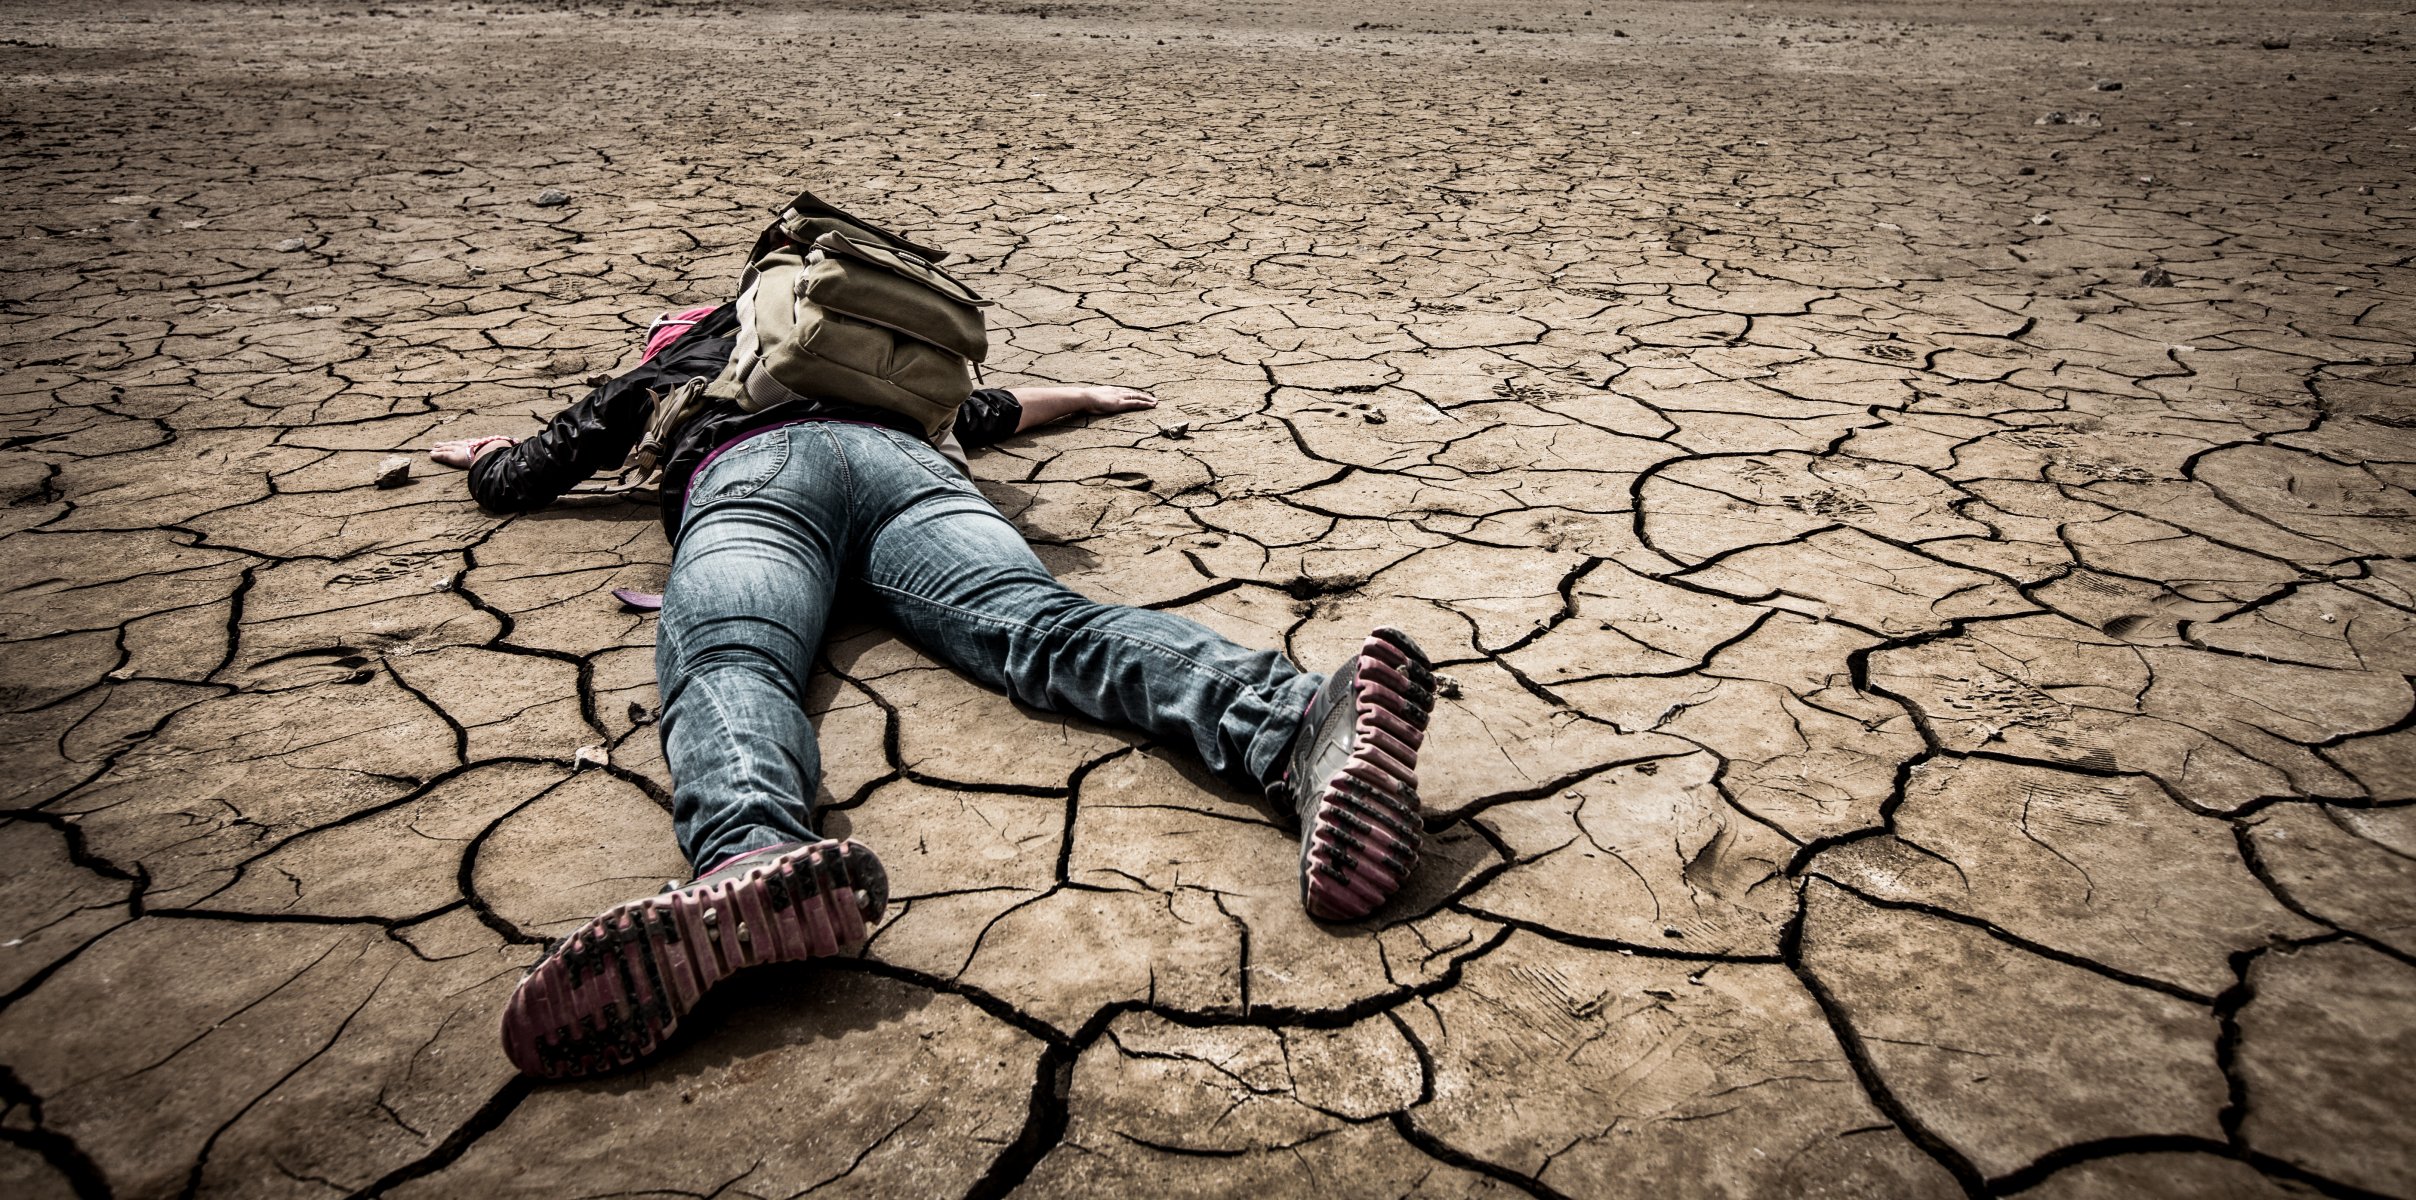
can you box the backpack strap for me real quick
[744,187,952,269]
[599,376,711,497]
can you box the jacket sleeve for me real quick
[955,387,1024,450]
[467,377,653,513]
[466,309,741,512]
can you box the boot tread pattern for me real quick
[500,838,881,1079]
[1300,628,1434,922]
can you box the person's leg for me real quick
[843,427,1436,922]
[851,430,1317,792]
[654,427,846,870]
[501,425,886,1081]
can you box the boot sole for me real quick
[1300,628,1434,922]
[500,838,882,1079]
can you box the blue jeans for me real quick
[655,421,1321,871]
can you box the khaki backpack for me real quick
[708,189,991,436]
[616,189,992,493]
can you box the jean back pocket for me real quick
[688,429,791,509]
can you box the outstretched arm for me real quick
[428,375,654,513]
[430,304,740,510]
[1009,385,1158,432]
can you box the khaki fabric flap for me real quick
[810,231,989,307]
[802,238,988,363]
[746,250,808,363]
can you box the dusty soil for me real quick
[2,0,2413,1196]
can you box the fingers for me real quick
[1090,387,1158,413]
[427,436,513,470]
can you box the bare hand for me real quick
[1010,384,1161,433]
[1079,386,1158,414]
[429,436,516,469]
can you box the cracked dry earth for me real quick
[3,0,2414,1197]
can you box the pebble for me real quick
[2140,266,2175,287]
[2093,79,2122,91]
[2260,36,2290,50]
[533,188,571,207]
[574,743,610,769]
[274,237,309,252]
[2035,111,2068,125]
[2030,213,2054,226]
[373,455,412,488]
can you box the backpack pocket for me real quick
[801,232,990,362]
[764,296,970,435]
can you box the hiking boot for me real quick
[499,837,888,1079]
[1270,628,1435,922]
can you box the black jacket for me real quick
[466,303,1023,539]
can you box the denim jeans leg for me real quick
[852,431,1318,792]
[655,426,849,870]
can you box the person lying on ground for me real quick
[431,295,1436,1081]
